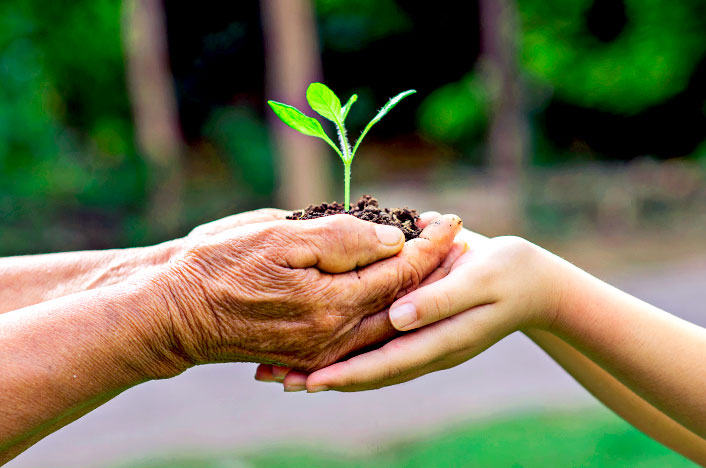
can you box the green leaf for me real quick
[352,89,416,157]
[267,100,343,158]
[341,94,358,121]
[306,82,342,123]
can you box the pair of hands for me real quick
[143,207,464,376]
[254,215,565,392]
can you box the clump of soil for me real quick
[287,194,421,240]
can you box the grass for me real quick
[114,408,697,468]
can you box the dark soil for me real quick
[287,194,421,240]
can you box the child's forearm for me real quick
[549,261,706,438]
[525,328,706,464]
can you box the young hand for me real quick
[257,218,567,391]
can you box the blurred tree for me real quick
[480,0,527,177]
[517,0,706,114]
[0,0,145,254]
[123,0,185,237]
[480,0,528,232]
[417,0,706,161]
[261,0,331,208]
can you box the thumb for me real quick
[281,214,406,273]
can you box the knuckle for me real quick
[496,235,534,259]
[322,213,354,232]
[430,290,453,321]
[396,260,424,298]
[256,221,286,243]
[255,208,284,218]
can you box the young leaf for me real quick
[352,89,416,157]
[306,83,342,124]
[341,94,358,121]
[268,100,342,158]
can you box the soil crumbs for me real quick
[287,194,421,241]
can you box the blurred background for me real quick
[2,0,705,467]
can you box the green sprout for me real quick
[268,83,416,211]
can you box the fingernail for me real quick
[308,385,329,393]
[284,385,306,392]
[389,303,417,330]
[375,224,404,246]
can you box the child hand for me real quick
[302,234,566,392]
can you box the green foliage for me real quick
[268,83,415,210]
[306,82,344,124]
[115,409,694,468]
[352,89,416,156]
[517,0,706,114]
[0,0,143,254]
[341,94,358,121]
[267,101,342,157]
[418,73,489,145]
[204,106,276,198]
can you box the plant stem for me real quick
[334,119,353,211]
[344,163,351,211]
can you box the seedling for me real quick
[268,83,416,211]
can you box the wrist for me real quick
[111,277,195,381]
[137,255,251,369]
[515,242,574,332]
[540,253,592,335]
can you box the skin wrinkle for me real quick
[156,214,459,372]
[2,209,340,461]
[160,267,212,366]
[195,278,227,360]
[395,258,423,300]
[352,311,398,350]
[432,290,453,324]
[147,276,196,373]
[338,220,360,268]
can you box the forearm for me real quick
[525,329,706,465]
[0,241,182,314]
[549,261,706,438]
[0,281,187,464]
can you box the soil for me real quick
[287,194,422,240]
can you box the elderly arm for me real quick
[0,282,179,464]
[0,214,461,464]
[0,244,179,314]
[0,209,290,314]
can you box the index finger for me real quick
[348,214,464,311]
[306,303,498,392]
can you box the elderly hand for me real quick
[254,221,561,391]
[185,208,291,241]
[147,213,463,374]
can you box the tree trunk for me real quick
[479,0,528,233]
[122,0,184,237]
[261,0,331,209]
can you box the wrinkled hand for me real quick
[254,213,562,391]
[253,211,469,387]
[295,227,562,391]
[149,213,462,373]
[156,209,291,267]
[186,208,291,239]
